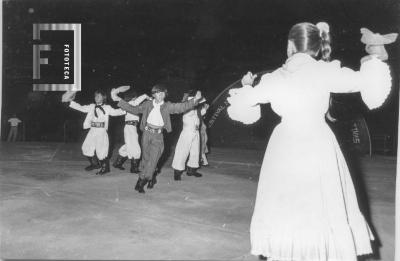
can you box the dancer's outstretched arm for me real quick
[117,100,147,115]
[109,94,149,116]
[227,71,283,125]
[326,56,391,110]
[168,91,202,114]
[229,69,283,107]
[111,86,150,115]
[61,91,91,113]
[131,94,149,106]
[69,101,92,113]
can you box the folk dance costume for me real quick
[227,53,392,260]
[200,120,209,166]
[117,96,201,193]
[69,100,125,175]
[172,97,207,180]
[113,94,148,173]
[199,104,209,166]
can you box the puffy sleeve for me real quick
[69,101,92,113]
[227,70,281,124]
[326,56,392,110]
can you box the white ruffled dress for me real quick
[227,53,391,261]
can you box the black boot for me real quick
[174,169,183,181]
[147,171,158,189]
[134,178,141,191]
[187,167,202,177]
[85,156,100,171]
[130,159,140,174]
[96,159,110,175]
[113,155,127,170]
[134,177,148,193]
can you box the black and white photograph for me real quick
[0,0,399,260]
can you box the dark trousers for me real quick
[140,130,164,179]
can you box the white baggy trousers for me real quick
[118,125,141,159]
[172,128,200,171]
[82,127,109,160]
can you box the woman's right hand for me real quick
[241,71,257,86]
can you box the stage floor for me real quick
[0,142,395,260]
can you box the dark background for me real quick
[2,0,399,153]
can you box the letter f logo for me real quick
[32,23,81,91]
[33,24,51,80]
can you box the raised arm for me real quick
[323,60,364,93]
[131,94,149,106]
[230,69,282,107]
[167,90,202,114]
[167,98,199,114]
[226,71,281,125]
[69,101,92,113]
[325,57,391,109]
[117,99,146,115]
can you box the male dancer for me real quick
[111,84,202,193]
[113,91,148,173]
[62,90,125,175]
[171,90,207,180]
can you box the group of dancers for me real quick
[61,20,397,261]
[62,84,209,193]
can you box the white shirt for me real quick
[69,101,125,130]
[8,118,21,127]
[147,100,164,127]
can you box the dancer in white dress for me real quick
[227,22,392,261]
